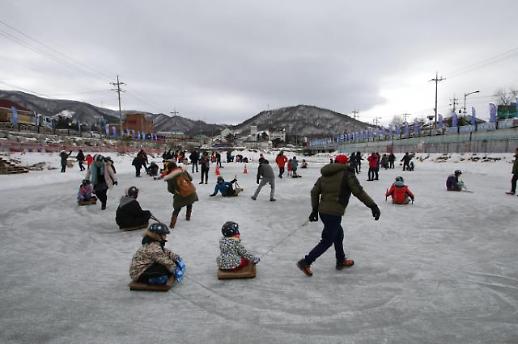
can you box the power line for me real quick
[0,79,48,97]
[447,46,518,79]
[110,75,125,135]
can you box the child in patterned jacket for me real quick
[216,221,260,271]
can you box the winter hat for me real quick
[454,170,462,176]
[217,176,224,183]
[126,186,139,198]
[222,221,239,237]
[335,154,349,164]
[395,176,405,187]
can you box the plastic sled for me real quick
[128,275,175,292]
[78,197,97,206]
[119,222,148,231]
[217,263,256,280]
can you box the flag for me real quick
[396,125,401,136]
[489,103,497,123]
[11,106,18,126]
[451,112,458,127]
[404,122,409,137]
[78,121,81,134]
[112,126,117,137]
[438,114,444,129]
[471,107,476,126]
[105,124,109,136]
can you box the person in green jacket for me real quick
[297,154,380,277]
[506,147,518,195]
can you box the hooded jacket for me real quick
[164,167,199,208]
[311,163,376,216]
[116,196,151,229]
[385,183,414,204]
[129,236,181,281]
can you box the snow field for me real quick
[0,152,517,344]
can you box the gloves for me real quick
[113,181,118,185]
[231,178,237,183]
[256,180,260,184]
[252,257,260,264]
[370,205,381,221]
[309,210,318,222]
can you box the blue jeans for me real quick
[304,213,345,265]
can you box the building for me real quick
[0,99,35,125]
[122,112,154,134]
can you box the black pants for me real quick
[374,168,379,180]
[389,161,394,169]
[403,162,410,171]
[95,188,107,208]
[304,213,345,265]
[78,161,85,171]
[511,174,518,193]
[61,163,66,173]
[192,161,198,173]
[135,166,141,177]
[368,167,375,180]
[200,167,209,183]
[137,263,172,283]
[279,166,285,178]
[173,204,192,216]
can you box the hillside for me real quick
[232,104,373,138]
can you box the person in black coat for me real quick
[401,152,413,171]
[189,150,200,173]
[60,150,72,173]
[116,186,151,229]
[76,149,85,171]
[388,153,396,169]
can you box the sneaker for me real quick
[101,204,106,210]
[270,198,276,202]
[506,191,515,195]
[336,258,354,270]
[297,259,313,277]
[251,196,257,200]
[199,181,204,184]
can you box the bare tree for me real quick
[389,114,404,127]
[494,88,518,105]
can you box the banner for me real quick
[451,112,458,127]
[404,122,409,137]
[11,106,18,126]
[489,103,497,123]
[105,124,109,136]
[471,106,477,126]
[438,114,444,129]
[112,126,117,137]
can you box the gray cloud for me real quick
[1,0,517,124]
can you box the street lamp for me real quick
[463,90,480,115]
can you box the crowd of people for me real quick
[65,146,518,287]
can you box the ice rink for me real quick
[1,152,517,344]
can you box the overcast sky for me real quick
[1,0,517,125]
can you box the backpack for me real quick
[176,172,196,197]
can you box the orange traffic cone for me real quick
[243,164,248,174]
[215,165,221,176]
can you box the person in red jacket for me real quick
[85,153,94,168]
[385,176,414,204]
[275,151,288,178]
[367,152,378,181]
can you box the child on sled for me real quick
[216,221,260,271]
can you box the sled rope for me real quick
[260,220,310,259]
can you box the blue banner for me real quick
[471,107,476,126]
[451,112,458,127]
[489,103,497,123]
[11,106,18,126]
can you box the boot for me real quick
[336,258,355,270]
[186,208,192,221]
[169,213,177,228]
[296,259,313,277]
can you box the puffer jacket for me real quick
[164,167,199,209]
[257,161,275,183]
[311,163,376,216]
[385,183,414,204]
[129,238,181,281]
[216,237,257,270]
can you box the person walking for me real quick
[388,153,396,169]
[87,154,117,210]
[275,151,288,178]
[506,147,518,195]
[189,150,200,173]
[76,149,85,171]
[401,152,412,171]
[296,154,380,277]
[367,152,378,181]
[60,150,72,173]
[199,151,210,184]
[163,162,198,228]
[251,158,276,201]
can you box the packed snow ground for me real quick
[0,152,517,344]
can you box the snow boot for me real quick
[170,214,177,228]
[297,259,313,277]
[506,191,515,195]
[186,208,192,221]
[336,259,355,270]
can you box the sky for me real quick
[1,0,517,125]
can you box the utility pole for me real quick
[351,109,359,120]
[402,113,411,123]
[449,97,459,112]
[429,72,446,128]
[463,90,480,115]
[110,75,125,137]
[170,107,179,116]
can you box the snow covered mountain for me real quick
[232,105,374,138]
[153,114,225,136]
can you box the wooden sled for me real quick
[217,263,256,280]
[128,275,175,292]
[119,222,149,231]
[78,197,97,206]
